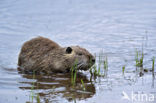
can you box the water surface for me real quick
[0,0,156,103]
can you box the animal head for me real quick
[64,46,95,71]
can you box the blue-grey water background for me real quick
[0,0,156,103]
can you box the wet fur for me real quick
[18,36,95,74]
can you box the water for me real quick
[0,0,156,103]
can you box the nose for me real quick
[92,58,95,63]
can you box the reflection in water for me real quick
[152,70,155,88]
[18,71,95,102]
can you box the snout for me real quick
[91,58,95,64]
[89,55,95,67]
[76,55,96,71]
[90,55,95,64]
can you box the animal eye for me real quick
[66,47,72,54]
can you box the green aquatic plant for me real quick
[28,71,41,103]
[135,49,144,67]
[81,79,86,91]
[36,94,40,103]
[90,53,109,78]
[98,52,102,76]
[71,60,78,87]
[122,65,125,75]
[89,67,93,76]
[152,56,155,78]
[30,71,36,103]
[71,65,74,84]
[73,68,77,86]
[140,51,144,67]
[135,47,144,77]
[103,56,108,77]
[93,64,98,76]
[135,49,139,66]
[89,63,98,82]
[152,56,155,72]
[30,86,34,103]
[103,56,108,71]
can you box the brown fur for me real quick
[18,36,95,73]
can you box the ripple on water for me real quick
[0,0,156,103]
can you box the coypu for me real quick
[18,36,95,73]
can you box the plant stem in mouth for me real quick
[81,79,86,91]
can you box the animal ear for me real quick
[66,47,72,54]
